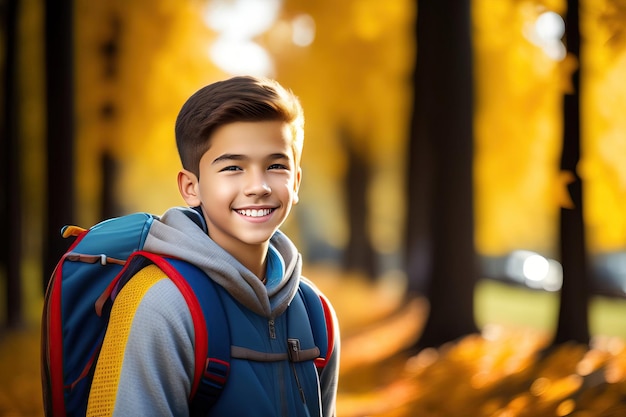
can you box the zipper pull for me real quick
[268,319,276,339]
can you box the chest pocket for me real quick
[227,288,322,363]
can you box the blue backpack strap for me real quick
[130,252,230,417]
[297,279,333,366]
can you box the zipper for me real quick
[288,340,307,405]
[268,318,276,339]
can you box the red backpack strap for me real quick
[130,252,230,416]
[315,292,335,368]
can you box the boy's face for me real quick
[179,120,301,256]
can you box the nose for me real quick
[244,170,271,196]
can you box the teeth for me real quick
[238,208,272,217]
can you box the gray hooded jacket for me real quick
[92,207,339,417]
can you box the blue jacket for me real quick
[87,207,339,416]
[208,280,331,417]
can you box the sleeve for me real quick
[318,295,341,417]
[87,265,196,417]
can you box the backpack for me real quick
[40,211,334,417]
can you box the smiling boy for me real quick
[86,76,340,417]
[179,120,301,279]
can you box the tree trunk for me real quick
[407,0,479,350]
[44,0,75,288]
[554,0,590,346]
[342,128,378,279]
[2,0,24,328]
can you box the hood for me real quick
[143,207,302,318]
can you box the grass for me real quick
[475,278,626,339]
[590,295,626,339]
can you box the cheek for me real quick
[201,183,233,203]
[199,180,232,205]
[275,178,296,194]
[283,181,300,205]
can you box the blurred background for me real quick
[2,0,626,414]
[3,0,626,333]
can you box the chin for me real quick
[240,232,276,246]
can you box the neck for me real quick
[230,242,269,282]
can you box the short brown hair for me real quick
[175,76,304,176]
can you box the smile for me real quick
[236,208,274,217]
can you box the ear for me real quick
[177,169,201,206]
[292,167,302,205]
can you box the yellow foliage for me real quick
[75,0,221,224]
[581,0,626,252]
[71,0,416,255]
[69,0,626,256]
[474,0,564,255]
[474,0,626,256]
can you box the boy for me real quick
[86,76,340,416]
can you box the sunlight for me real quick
[543,259,563,291]
[209,39,274,77]
[535,11,564,41]
[523,254,549,283]
[203,0,281,39]
[524,10,566,61]
[522,254,563,291]
[503,250,563,291]
[291,14,316,47]
[203,0,282,76]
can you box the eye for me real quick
[268,163,289,170]
[219,165,242,172]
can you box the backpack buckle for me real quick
[287,338,301,362]
[203,357,230,386]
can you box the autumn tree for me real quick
[554,0,590,346]
[405,0,479,350]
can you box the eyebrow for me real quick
[212,154,245,165]
[211,152,291,165]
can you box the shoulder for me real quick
[299,276,326,297]
[298,277,340,363]
[113,264,194,336]
[299,277,337,319]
